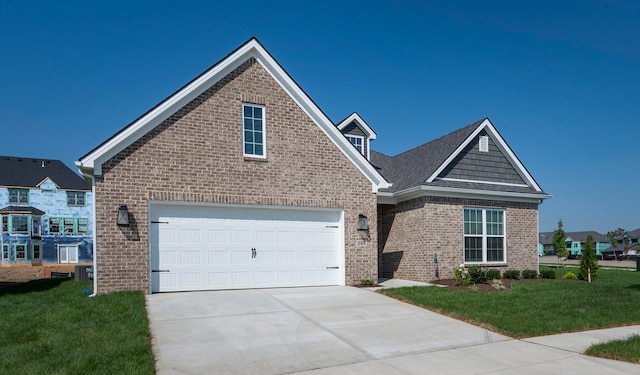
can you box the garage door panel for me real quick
[232,272,251,287]
[180,251,201,265]
[159,251,178,265]
[208,251,228,265]
[151,204,343,292]
[208,230,227,244]
[179,229,201,243]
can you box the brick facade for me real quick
[378,196,539,282]
[94,58,378,293]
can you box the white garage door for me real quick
[149,204,344,293]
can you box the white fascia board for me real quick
[385,185,551,204]
[253,49,389,192]
[425,119,543,192]
[78,43,257,176]
[76,39,389,192]
[336,113,377,139]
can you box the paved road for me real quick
[146,285,640,374]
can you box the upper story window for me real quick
[8,188,29,205]
[67,191,86,206]
[463,208,505,263]
[346,135,364,155]
[1,216,7,233]
[243,104,265,157]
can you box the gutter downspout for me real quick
[79,169,98,297]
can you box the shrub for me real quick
[540,269,556,279]
[454,265,469,286]
[562,271,578,280]
[522,269,538,279]
[490,279,506,290]
[504,270,520,280]
[468,265,487,284]
[485,269,501,280]
[578,234,599,281]
[468,284,480,292]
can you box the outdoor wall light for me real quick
[357,214,369,231]
[117,205,130,226]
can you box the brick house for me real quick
[76,38,549,294]
[1,157,93,265]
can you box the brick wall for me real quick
[378,196,539,282]
[94,58,378,293]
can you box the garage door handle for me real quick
[251,248,256,258]
[326,266,339,269]
[152,270,170,273]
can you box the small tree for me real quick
[606,228,625,261]
[578,234,599,281]
[553,219,568,266]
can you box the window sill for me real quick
[243,156,268,162]
[464,263,508,267]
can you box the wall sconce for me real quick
[117,205,129,226]
[357,214,369,231]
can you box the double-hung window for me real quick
[463,208,505,263]
[346,135,364,155]
[8,189,29,205]
[67,192,86,206]
[243,104,265,157]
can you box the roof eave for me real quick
[377,185,551,205]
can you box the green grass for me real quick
[0,278,154,375]
[379,266,640,339]
[585,334,640,364]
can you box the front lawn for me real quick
[0,278,154,374]
[379,266,640,339]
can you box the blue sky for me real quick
[2,0,638,234]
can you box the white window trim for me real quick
[345,135,365,155]
[242,103,266,158]
[463,208,506,264]
[58,244,79,264]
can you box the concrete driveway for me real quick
[146,286,640,374]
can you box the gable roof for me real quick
[0,156,89,191]
[624,228,640,240]
[540,231,608,245]
[76,37,390,192]
[372,118,550,203]
[336,112,377,140]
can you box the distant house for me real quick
[601,227,640,259]
[539,231,610,258]
[0,157,93,265]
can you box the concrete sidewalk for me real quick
[147,285,640,374]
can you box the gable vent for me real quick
[479,135,489,152]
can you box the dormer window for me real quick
[346,135,364,155]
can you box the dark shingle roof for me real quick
[371,119,546,196]
[371,120,482,193]
[0,156,89,191]
[0,205,46,215]
[565,231,609,243]
[540,231,608,245]
[626,228,640,240]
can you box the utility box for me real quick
[75,265,93,281]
